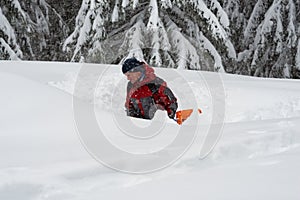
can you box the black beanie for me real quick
[122,57,144,74]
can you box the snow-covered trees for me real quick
[64,0,299,77]
[0,7,22,60]
[0,0,68,60]
[227,0,300,78]
[62,0,111,62]
[64,0,236,72]
[1,0,300,78]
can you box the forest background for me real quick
[1,0,300,78]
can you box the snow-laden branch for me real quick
[112,0,120,23]
[11,0,29,22]
[0,38,21,60]
[71,10,93,61]
[244,0,268,45]
[0,8,17,45]
[286,0,297,48]
[191,0,236,59]
[296,40,300,70]
[120,18,145,61]
[251,0,287,67]
[147,0,171,66]
[161,0,172,9]
[63,0,108,61]
[63,0,90,52]
[166,17,201,70]
[196,29,225,72]
[191,0,228,38]
[208,0,230,28]
[122,0,139,9]
[0,7,22,59]
[147,0,160,29]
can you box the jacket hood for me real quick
[134,64,156,88]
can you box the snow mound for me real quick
[1,61,300,200]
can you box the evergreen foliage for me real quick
[1,0,299,78]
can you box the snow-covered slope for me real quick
[0,61,300,200]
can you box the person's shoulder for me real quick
[153,77,165,85]
[146,77,164,88]
[127,81,133,87]
[127,82,133,92]
[146,77,166,93]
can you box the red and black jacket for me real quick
[125,65,178,120]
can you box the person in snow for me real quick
[122,57,178,120]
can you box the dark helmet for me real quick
[122,57,144,74]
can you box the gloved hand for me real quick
[168,109,176,119]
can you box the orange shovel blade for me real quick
[176,109,193,125]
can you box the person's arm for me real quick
[125,83,142,118]
[126,101,138,117]
[125,83,134,116]
[156,84,178,119]
[162,86,178,119]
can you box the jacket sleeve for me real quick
[125,83,144,118]
[163,86,178,119]
[125,83,135,116]
[156,84,178,119]
[126,99,141,118]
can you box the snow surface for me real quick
[0,60,300,199]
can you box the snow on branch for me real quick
[197,29,225,72]
[286,0,297,48]
[0,8,17,45]
[122,0,129,8]
[0,38,21,60]
[147,0,160,29]
[11,0,28,22]
[244,0,268,45]
[207,0,230,28]
[63,0,108,61]
[147,0,171,66]
[0,7,22,59]
[132,0,139,9]
[166,17,201,70]
[120,18,145,61]
[260,1,281,36]
[161,0,172,9]
[192,0,236,59]
[72,10,93,61]
[63,0,90,52]
[192,0,228,39]
[122,0,139,9]
[251,0,281,66]
[296,40,300,70]
[112,0,120,23]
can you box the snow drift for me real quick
[0,60,300,200]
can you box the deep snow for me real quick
[0,60,300,200]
